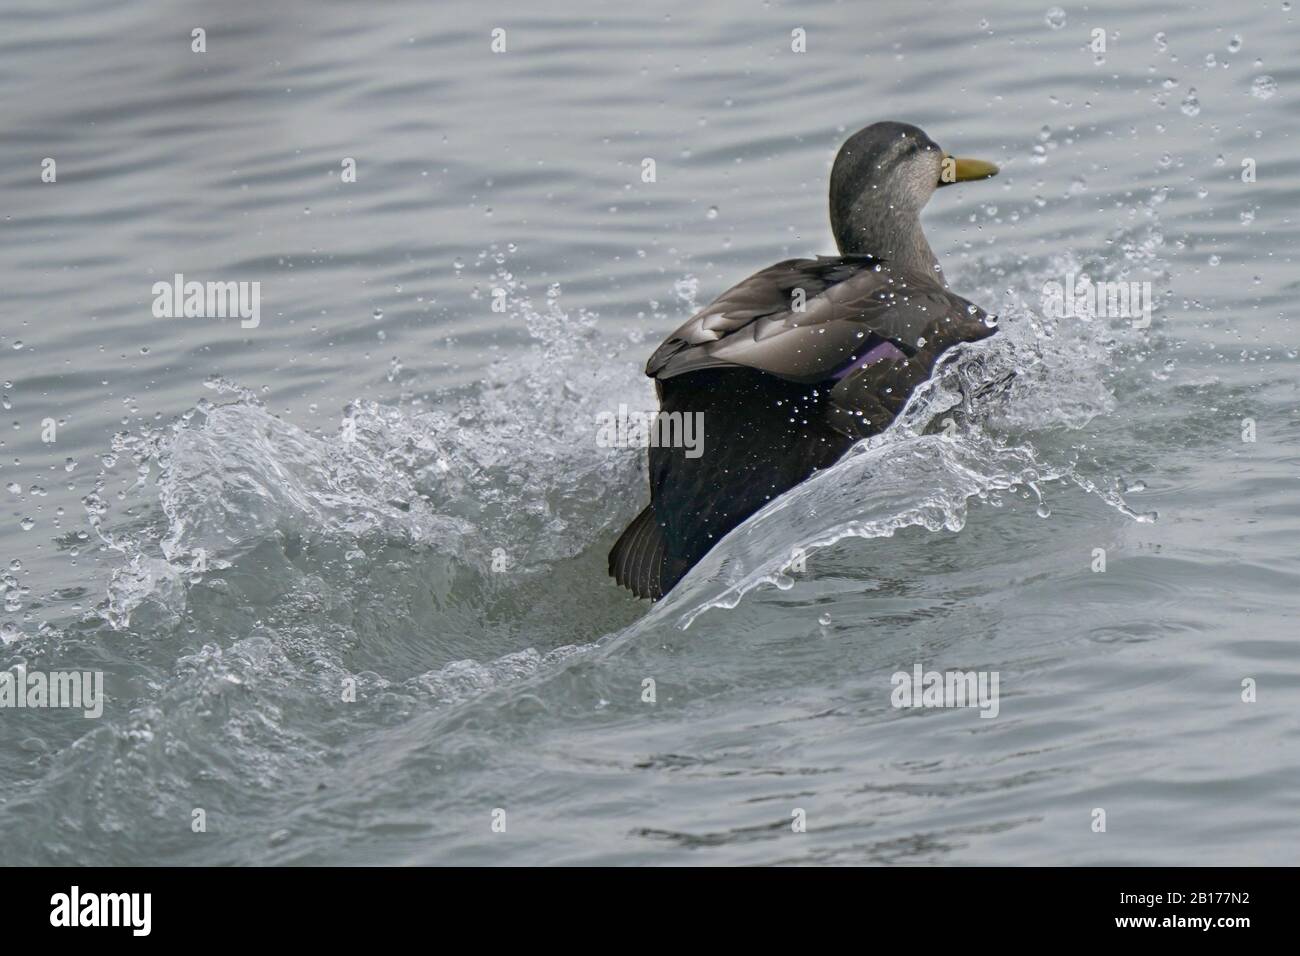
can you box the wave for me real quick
[79,209,1167,695]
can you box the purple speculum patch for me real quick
[830,336,908,381]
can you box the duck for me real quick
[609,121,1001,600]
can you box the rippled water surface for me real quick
[2,0,1298,865]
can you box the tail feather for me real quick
[609,505,666,600]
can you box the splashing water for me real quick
[84,206,1164,674]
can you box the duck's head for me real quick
[829,121,998,270]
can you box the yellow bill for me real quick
[938,154,1000,186]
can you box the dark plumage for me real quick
[610,121,1001,600]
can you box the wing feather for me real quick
[646,256,992,385]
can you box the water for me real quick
[2,0,1298,865]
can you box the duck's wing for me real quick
[646,255,992,385]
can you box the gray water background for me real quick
[1,0,1298,864]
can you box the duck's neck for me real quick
[832,203,942,282]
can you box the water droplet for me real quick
[1228,34,1243,53]
[1180,88,1200,115]
[19,517,34,531]
[1251,75,1277,99]
[818,613,832,626]
[706,206,719,220]
[1044,6,1067,29]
